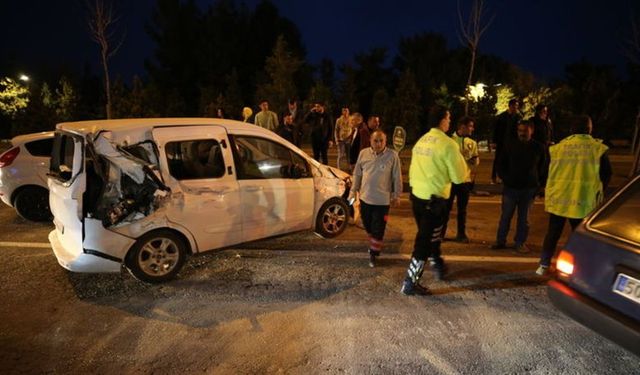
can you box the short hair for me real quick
[518,119,534,130]
[508,99,518,107]
[370,129,386,138]
[351,112,363,123]
[570,115,592,134]
[259,99,269,105]
[313,100,325,106]
[288,98,297,105]
[535,104,547,114]
[427,105,449,129]
[367,115,379,124]
[458,116,475,127]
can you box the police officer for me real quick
[536,115,612,275]
[401,105,468,295]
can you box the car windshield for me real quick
[588,177,640,245]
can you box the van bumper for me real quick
[49,230,121,273]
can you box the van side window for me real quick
[165,140,225,180]
[232,136,309,180]
[25,138,53,157]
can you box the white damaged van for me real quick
[48,118,351,283]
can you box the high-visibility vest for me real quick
[545,134,608,219]
[409,128,467,200]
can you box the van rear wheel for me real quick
[126,230,187,283]
[14,186,52,222]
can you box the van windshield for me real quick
[50,132,81,182]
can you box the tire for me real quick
[125,230,188,283]
[315,197,349,238]
[14,186,52,222]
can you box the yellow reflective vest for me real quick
[545,134,608,219]
[409,128,468,200]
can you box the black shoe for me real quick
[434,265,447,281]
[401,279,430,296]
[490,243,507,250]
[454,235,470,243]
[368,253,376,268]
[514,243,531,254]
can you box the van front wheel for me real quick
[315,198,349,238]
[126,230,187,283]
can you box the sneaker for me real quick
[401,279,430,296]
[536,265,549,276]
[427,257,436,267]
[454,235,470,243]
[515,243,531,254]
[490,243,507,250]
[368,253,376,268]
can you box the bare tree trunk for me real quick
[87,0,123,119]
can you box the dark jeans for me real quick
[410,194,447,268]
[539,213,582,267]
[360,200,390,255]
[496,186,537,246]
[311,136,328,164]
[443,182,472,238]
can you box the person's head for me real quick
[216,108,225,119]
[570,115,593,135]
[350,112,364,126]
[341,107,350,117]
[457,116,475,137]
[367,115,380,130]
[508,99,519,114]
[370,130,387,153]
[288,99,297,110]
[259,100,269,112]
[242,106,253,120]
[428,105,451,132]
[535,104,548,120]
[284,114,293,125]
[517,120,534,142]
[312,101,325,113]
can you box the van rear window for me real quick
[50,133,80,182]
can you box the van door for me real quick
[231,136,314,242]
[48,132,88,265]
[152,126,242,252]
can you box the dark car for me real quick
[548,174,640,356]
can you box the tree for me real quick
[337,64,359,112]
[393,69,422,141]
[86,0,125,119]
[353,48,392,117]
[255,35,302,114]
[55,76,80,122]
[370,87,390,121]
[457,0,495,115]
[0,77,29,118]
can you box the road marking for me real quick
[0,241,51,248]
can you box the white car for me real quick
[48,118,351,283]
[0,131,54,221]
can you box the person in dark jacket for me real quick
[349,112,366,169]
[304,101,333,164]
[276,114,295,144]
[492,99,521,184]
[492,120,547,253]
[531,104,553,149]
[282,99,304,147]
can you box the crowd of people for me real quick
[214,99,612,296]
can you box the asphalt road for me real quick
[0,193,638,374]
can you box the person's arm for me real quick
[447,143,469,185]
[599,152,612,191]
[348,151,364,200]
[391,152,403,207]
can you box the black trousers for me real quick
[311,136,328,164]
[360,200,390,255]
[443,182,472,238]
[491,146,503,181]
[410,193,447,268]
[539,213,582,267]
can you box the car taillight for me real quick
[557,250,574,276]
[0,147,20,168]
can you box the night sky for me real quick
[0,0,636,82]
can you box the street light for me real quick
[18,74,29,82]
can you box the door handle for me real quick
[244,186,263,192]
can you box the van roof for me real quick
[11,131,55,144]
[56,118,263,136]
